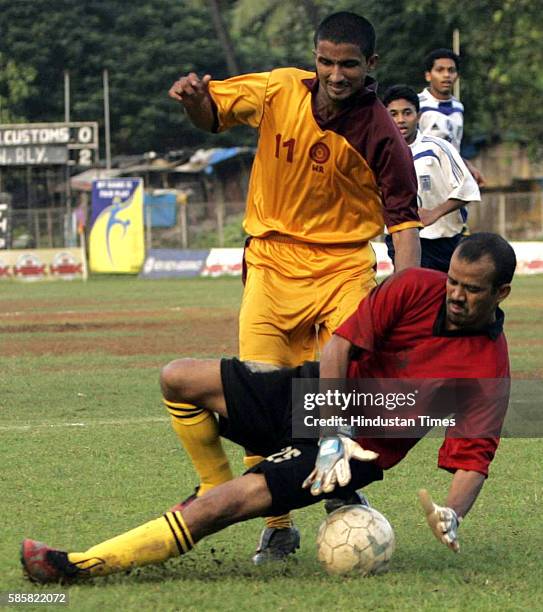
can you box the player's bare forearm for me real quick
[168,72,217,132]
[319,334,351,380]
[318,335,352,434]
[391,228,421,271]
[445,469,485,518]
[182,98,217,132]
[419,198,469,227]
[464,159,485,187]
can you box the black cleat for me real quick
[252,526,301,565]
[324,491,370,514]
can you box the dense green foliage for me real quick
[1,0,541,157]
[0,0,234,153]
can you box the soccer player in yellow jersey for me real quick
[167,11,422,563]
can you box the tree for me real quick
[0,53,36,123]
[1,0,539,158]
[207,0,240,75]
[405,0,543,158]
[0,0,235,154]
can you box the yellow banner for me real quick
[89,178,145,273]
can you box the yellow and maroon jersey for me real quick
[209,68,421,244]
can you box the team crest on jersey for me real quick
[309,142,330,164]
[421,175,432,191]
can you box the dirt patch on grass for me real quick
[1,310,239,357]
[511,371,543,379]
[0,321,172,334]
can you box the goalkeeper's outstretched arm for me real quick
[445,469,486,518]
[419,469,485,552]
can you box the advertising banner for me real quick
[89,178,145,273]
[196,244,394,278]
[140,249,209,279]
[201,248,244,277]
[0,248,87,281]
[0,200,10,249]
[511,241,543,274]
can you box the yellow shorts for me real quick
[239,237,377,367]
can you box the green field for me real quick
[1,276,542,611]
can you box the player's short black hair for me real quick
[456,233,517,287]
[382,85,420,113]
[424,48,460,72]
[314,12,376,59]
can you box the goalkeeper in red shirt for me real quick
[22,233,516,582]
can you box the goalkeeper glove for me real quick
[302,435,378,496]
[418,489,462,552]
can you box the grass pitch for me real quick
[1,275,542,611]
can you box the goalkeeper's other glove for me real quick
[418,489,462,552]
[302,435,378,496]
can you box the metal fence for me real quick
[469,192,543,240]
[9,207,78,249]
[3,199,248,251]
[3,192,543,252]
[145,199,246,250]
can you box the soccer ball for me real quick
[316,505,395,576]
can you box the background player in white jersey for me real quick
[418,49,484,187]
[384,85,480,272]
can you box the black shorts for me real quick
[386,233,462,273]
[219,358,383,516]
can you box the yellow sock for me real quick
[67,511,193,577]
[164,400,233,495]
[265,513,293,529]
[244,456,293,530]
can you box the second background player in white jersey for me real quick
[418,48,484,187]
[384,85,480,272]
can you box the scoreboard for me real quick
[0,122,99,167]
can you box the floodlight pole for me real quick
[103,69,111,170]
[453,28,460,100]
[64,71,73,244]
[64,70,71,123]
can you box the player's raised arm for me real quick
[168,72,217,132]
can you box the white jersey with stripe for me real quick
[418,88,464,152]
[410,131,480,239]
